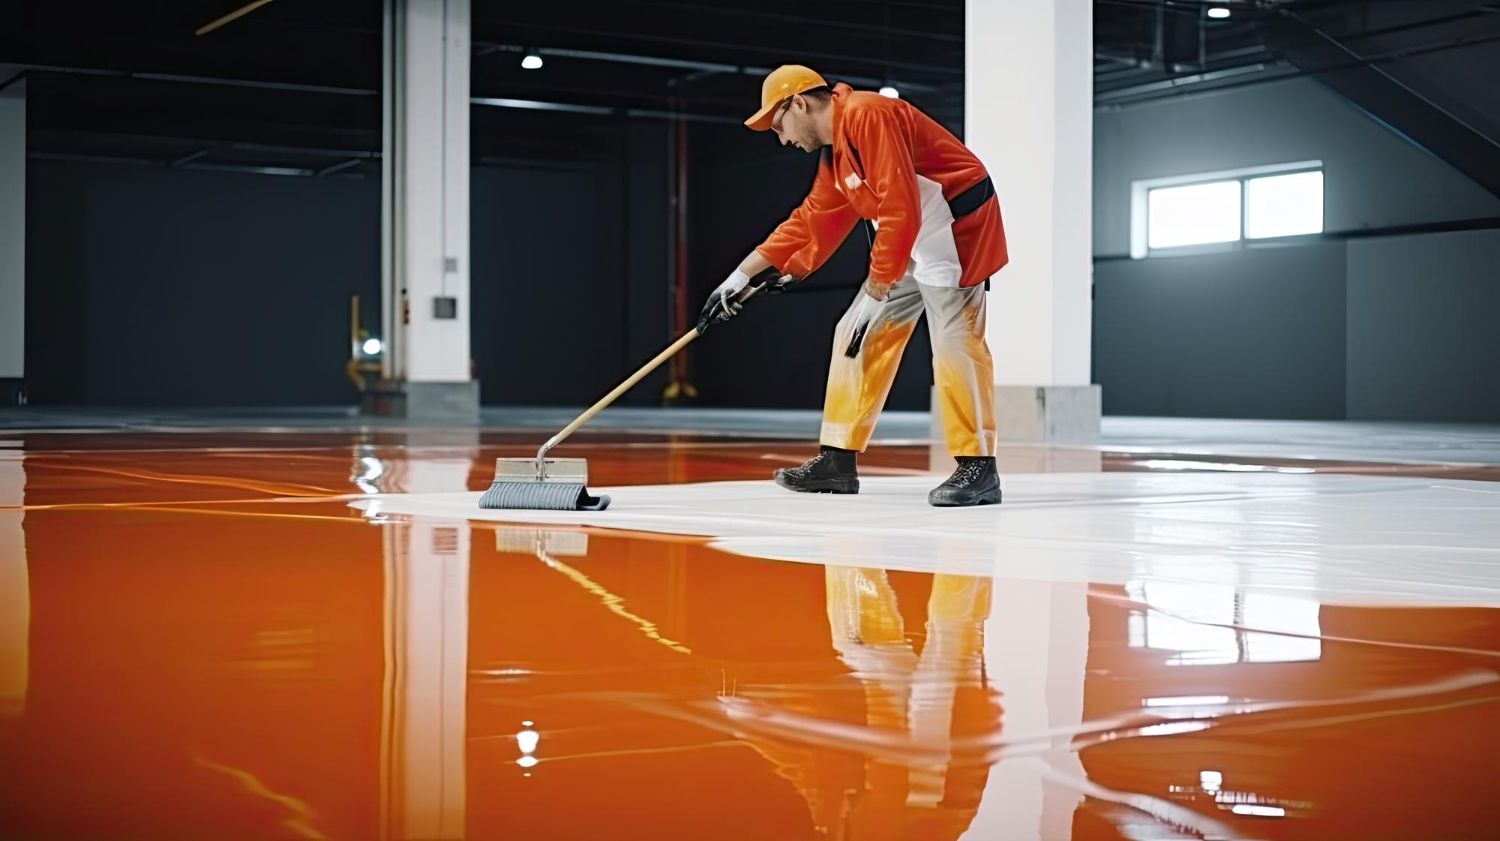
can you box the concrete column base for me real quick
[993,385,1102,443]
[929,384,1103,474]
[0,379,24,407]
[362,381,480,422]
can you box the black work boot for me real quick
[774,446,860,494]
[928,456,1002,507]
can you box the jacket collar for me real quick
[829,82,854,148]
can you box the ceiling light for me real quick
[879,85,900,99]
[1207,6,1231,19]
[521,51,544,70]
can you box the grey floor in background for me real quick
[1099,416,1500,466]
[1,406,1497,465]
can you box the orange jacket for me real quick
[755,83,1008,288]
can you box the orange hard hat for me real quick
[745,65,828,131]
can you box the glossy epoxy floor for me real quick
[1,426,1497,840]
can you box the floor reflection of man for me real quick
[485,529,1003,838]
[733,567,1001,840]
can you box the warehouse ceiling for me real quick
[1,1,1496,176]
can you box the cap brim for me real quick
[744,99,780,131]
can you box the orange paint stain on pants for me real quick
[820,274,997,457]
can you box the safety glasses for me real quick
[770,97,794,134]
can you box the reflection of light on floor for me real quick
[1136,721,1208,737]
[354,455,385,495]
[531,551,691,655]
[517,721,540,773]
[1232,804,1287,817]
[473,667,533,678]
[1136,459,1316,473]
[192,751,329,840]
[1127,581,1321,665]
[1169,769,1309,820]
[1145,696,1230,708]
[1141,696,1232,718]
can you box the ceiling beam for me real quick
[473,16,962,76]
[169,149,211,167]
[474,42,942,93]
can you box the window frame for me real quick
[1130,160,1324,259]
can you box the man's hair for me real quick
[798,85,833,105]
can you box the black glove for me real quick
[764,272,800,295]
[696,269,751,335]
[696,269,794,334]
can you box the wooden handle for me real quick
[535,274,774,461]
[540,328,701,458]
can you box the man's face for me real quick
[772,96,818,153]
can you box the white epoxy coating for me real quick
[354,472,1500,608]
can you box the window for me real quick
[1245,170,1324,240]
[1130,162,1324,258]
[1147,180,1242,250]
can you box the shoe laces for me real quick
[949,459,989,484]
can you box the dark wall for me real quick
[685,123,934,411]
[1093,244,1349,419]
[24,115,938,412]
[1093,74,1500,422]
[1094,78,1500,256]
[26,160,380,405]
[1093,231,1500,421]
[470,122,669,407]
[1346,230,1500,421]
[470,160,623,405]
[25,122,672,409]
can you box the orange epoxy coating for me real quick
[0,430,1496,839]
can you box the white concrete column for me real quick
[963,580,1089,840]
[377,435,474,840]
[960,0,1100,443]
[0,81,24,399]
[381,0,477,419]
[382,520,471,840]
[0,447,27,718]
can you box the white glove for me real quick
[697,269,752,333]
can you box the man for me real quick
[699,65,1009,507]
